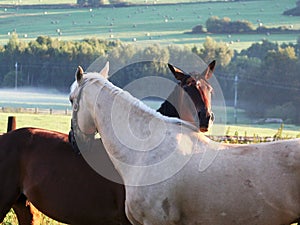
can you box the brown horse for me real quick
[2,127,130,225]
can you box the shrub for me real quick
[206,16,254,34]
[191,25,205,34]
[265,102,297,123]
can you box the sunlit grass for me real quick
[208,123,300,138]
[3,208,67,225]
[0,112,70,133]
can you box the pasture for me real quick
[0,0,299,50]
[0,0,76,4]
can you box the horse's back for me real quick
[2,127,129,225]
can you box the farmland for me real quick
[0,0,299,50]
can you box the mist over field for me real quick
[0,88,71,110]
[0,87,165,111]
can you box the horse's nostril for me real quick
[200,127,208,132]
[210,112,215,121]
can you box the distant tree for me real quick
[0,35,120,91]
[283,0,300,16]
[206,16,254,34]
[109,0,126,5]
[77,0,87,5]
[296,36,300,56]
[191,25,205,34]
[2,70,25,88]
[265,102,297,123]
[77,0,109,6]
[5,32,19,54]
[192,37,234,67]
[241,45,299,120]
[239,40,278,60]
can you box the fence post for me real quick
[7,116,16,132]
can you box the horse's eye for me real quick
[189,80,196,86]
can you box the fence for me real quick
[208,135,282,144]
[1,106,71,115]
[4,115,283,144]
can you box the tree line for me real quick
[0,34,300,123]
[283,0,300,16]
[191,16,299,34]
[77,0,128,6]
[0,34,120,91]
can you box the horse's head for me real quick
[159,60,215,132]
[69,62,110,136]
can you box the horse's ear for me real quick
[100,61,109,79]
[202,60,216,80]
[168,63,189,81]
[76,66,84,82]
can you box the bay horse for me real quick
[0,127,130,225]
[70,62,300,225]
[157,60,215,132]
[2,60,216,225]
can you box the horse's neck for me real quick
[157,100,179,118]
[91,81,202,185]
[94,83,167,160]
[157,86,181,117]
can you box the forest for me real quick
[0,33,300,123]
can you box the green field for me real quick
[0,0,231,5]
[0,0,76,4]
[0,0,299,50]
[1,111,300,138]
[0,112,71,133]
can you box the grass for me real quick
[3,208,67,225]
[0,0,76,4]
[0,112,71,133]
[0,0,299,50]
[1,110,300,137]
[208,123,300,138]
[0,0,241,5]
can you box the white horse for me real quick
[70,62,300,225]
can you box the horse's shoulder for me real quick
[33,128,68,141]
